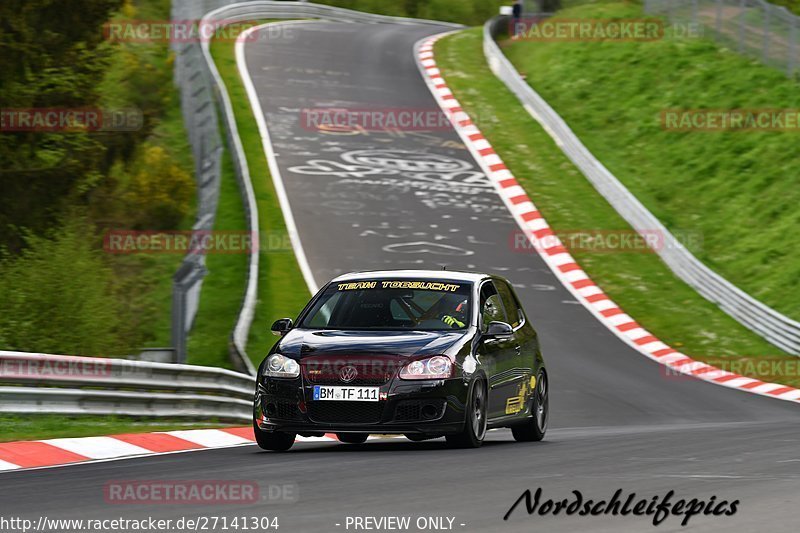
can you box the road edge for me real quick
[236,20,322,295]
[0,428,347,473]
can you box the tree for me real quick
[0,0,123,250]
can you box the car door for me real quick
[476,281,518,420]
[495,279,538,419]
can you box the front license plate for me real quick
[313,385,379,402]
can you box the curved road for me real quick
[3,21,799,533]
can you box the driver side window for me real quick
[306,291,342,327]
[480,282,507,331]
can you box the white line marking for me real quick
[41,437,150,460]
[165,429,252,448]
[237,21,321,294]
[0,459,21,471]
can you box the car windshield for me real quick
[299,279,473,331]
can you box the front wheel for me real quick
[511,371,548,442]
[446,379,487,448]
[336,433,369,444]
[254,422,296,451]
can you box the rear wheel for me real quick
[336,433,369,444]
[254,422,296,451]
[511,371,548,442]
[446,379,487,448]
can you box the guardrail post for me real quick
[791,16,798,76]
[172,257,208,364]
[762,3,771,63]
[738,0,746,53]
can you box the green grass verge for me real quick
[435,27,800,388]
[208,21,312,368]
[0,415,233,443]
[501,1,800,321]
[186,149,249,368]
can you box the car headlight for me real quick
[399,356,453,380]
[263,354,299,378]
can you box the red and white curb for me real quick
[0,428,350,472]
[416,35,800,405]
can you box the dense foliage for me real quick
[0,0,194,355]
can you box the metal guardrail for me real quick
[171,0,461,374]
[483,16,800,355]
[645,0,798,77]
[0,351,254,422]
[0,388,252,422]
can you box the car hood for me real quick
[276,328,470,359]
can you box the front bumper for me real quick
[254,376,469,435]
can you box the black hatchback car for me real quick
[254,270,548,450]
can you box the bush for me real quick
[0,216,131,356]
[120,144,195,230]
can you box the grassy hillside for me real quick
[435,26,799,387]
[501,1,800,321]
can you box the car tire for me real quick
[446,379,487,449]
[511,371,548,442]
[253,422,296,451]
[336,433,369,444]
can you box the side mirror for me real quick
[484,321,513,338]
[271,318,293,336]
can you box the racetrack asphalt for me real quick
[2,21,798,533]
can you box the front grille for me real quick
[307,401,384,424]
[303,361,396,386]
[307,375,392,386]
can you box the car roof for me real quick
[330,269,489,284]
